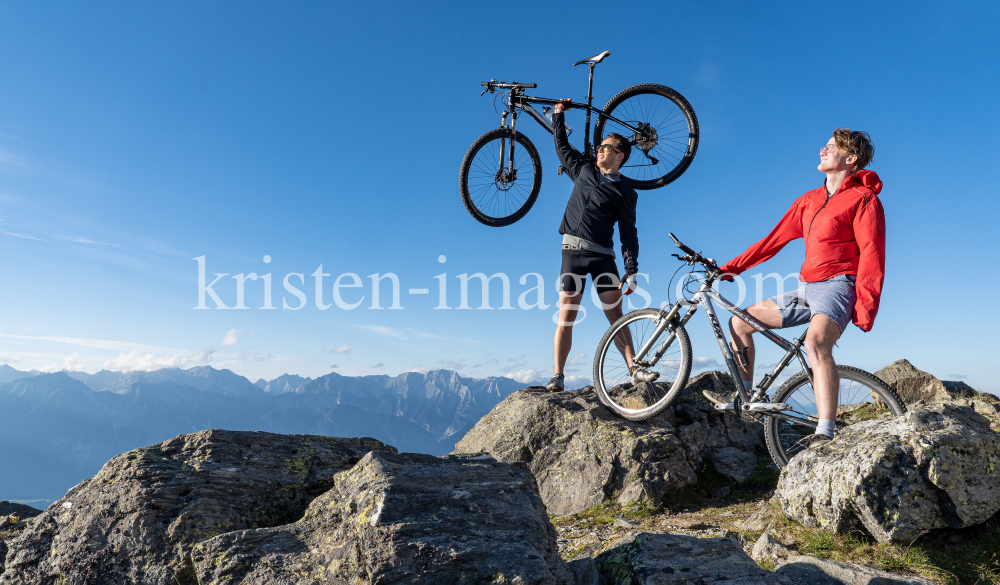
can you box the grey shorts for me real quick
[768,274,856,333]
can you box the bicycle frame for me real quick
[491,62,646,172]
[635,276,815,408]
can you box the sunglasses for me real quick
[597,144,620,154]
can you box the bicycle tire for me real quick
[594,83,699,190]
[459,128,542,227]
[593,308,692,421]
[764,365,906,468]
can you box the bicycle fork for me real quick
[499,108,519,182]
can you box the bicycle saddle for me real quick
[573,50,611,66]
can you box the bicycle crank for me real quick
[712,402,789,412]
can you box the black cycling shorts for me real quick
[559,249,620,295]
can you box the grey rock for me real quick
[874,360,975,405]
[777,403,1000,542]
[775,555,936,584]
[711,446,758,484]
[0,503,42,520]
[739,506,774,533]
[751,531,794,562]
[568,552,606,585]
[594,531,787,584]
[712,486,731,500]
[454,372,764,516]
[1,430,395,584]
[191,451,573,584]
[613,517,639,530]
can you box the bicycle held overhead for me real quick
[459,50,699,227]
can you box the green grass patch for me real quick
[762,506,1000,584]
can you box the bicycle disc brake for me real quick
[632,123,658,152]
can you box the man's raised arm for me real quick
[552,100,585,180]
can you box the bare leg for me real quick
[554,292,583,375]
[803,314,842,422]
[597,289,634,368]
[729,300,783,383]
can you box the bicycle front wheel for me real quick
[594,84,699,190]
[459,128,542,227]
[764,365,906,468]
[593,308,692,421]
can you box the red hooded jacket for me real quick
[719,170,886,331]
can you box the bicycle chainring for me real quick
[732,395,765,424]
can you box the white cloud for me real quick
[358,325,409,339]
[54,235,118,246]
[567,353,587,367]
[354,324,479,343]
[220,329,240,347]
[330,343,353,354]
[437,358,466,371]
[371,362,385,369]
[505,369,546,384]
[0,332,189,355]
[0,228,46,241]
[39,351,86,373]
[100,349,214,372]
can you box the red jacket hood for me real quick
[841,170,882,196]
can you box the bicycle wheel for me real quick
[764,365,906,468]
[594,84,699,190]
[459,128,542,227]
[593,308,692,421]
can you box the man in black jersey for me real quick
[546,100,657,391]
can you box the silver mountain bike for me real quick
[591,233,906,467]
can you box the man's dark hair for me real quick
[832,128,874,172]
[605,132,631,166]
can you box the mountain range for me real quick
[0,365,527,506]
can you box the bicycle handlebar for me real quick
[668,233,696,256]
[481,81,537,89]
[669,233,719,272]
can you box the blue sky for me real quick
[1,1,998,391]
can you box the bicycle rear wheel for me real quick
[594,84,699,190]
[459,128,542,227]
[593,308,692,421]
[764,365,906,468]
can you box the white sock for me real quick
[742,379,752,391]
[815,419,836,439]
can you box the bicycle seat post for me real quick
[584,63,596,156]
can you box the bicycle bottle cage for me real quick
[573,50,612,66]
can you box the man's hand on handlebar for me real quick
[553,99,572,113]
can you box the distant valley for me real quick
[0,364,527,506]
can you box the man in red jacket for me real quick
[706,128,884,447]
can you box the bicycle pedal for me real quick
[743,403,790,412]
[713,403,735,411]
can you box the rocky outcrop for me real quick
[454,373,764,516]
[874,360,977,405]
[192,451,572,584]
[0,503,41,520]
[594,531,786,584]
[774,555,935,585]
[1,430,395,584]
[776,403,1000,543]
